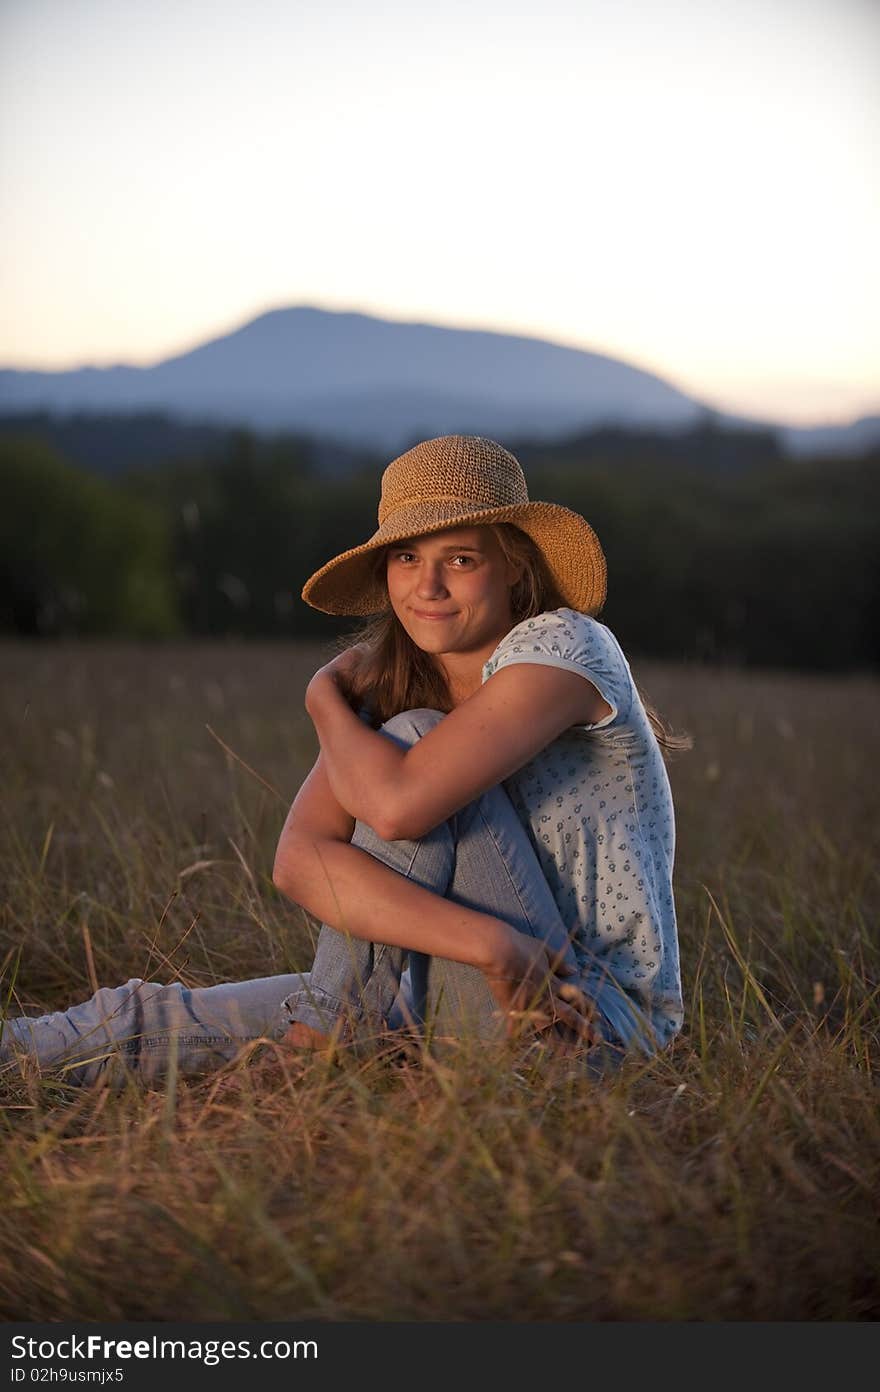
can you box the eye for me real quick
[449,554,476,567]
[389,550,417,564]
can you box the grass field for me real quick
[1,639,878,1320]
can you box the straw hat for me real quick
[301,434,607,616]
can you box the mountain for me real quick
[0,307,701,451]
[1,306,877,457]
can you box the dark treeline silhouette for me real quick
[0,412,382,479]
[1,416,877,670]
[0,435,177,637]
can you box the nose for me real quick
[416,561,448,600]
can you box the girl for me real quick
[1,435,684,1086]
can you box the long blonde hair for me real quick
[338,523,691,755]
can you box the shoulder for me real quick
[483,609,634,727]
[484,609,626,673]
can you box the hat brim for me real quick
[301,500,607,616]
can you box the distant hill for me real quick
[1,306,877,458]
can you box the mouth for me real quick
[411,609,457,621]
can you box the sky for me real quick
[1,0,878,426]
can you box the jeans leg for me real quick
[435,784,656,1054]
[422,781,576,1039]
[0,973,306,1087]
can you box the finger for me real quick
[505,1008,555,1025]
[504,1007,556,1033]
[555,1013,601,1043]
[552,1020,581,1045]
[556,982,592,1014]
[519,977,587,1025]
[513,1000,585,1037]
[552,999,597,1038]
[545,946,575,976]
[507,1004,599,1046]
[499,1008,553,1041]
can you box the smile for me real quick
[411,610,457,620]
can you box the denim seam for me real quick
[136,1035,248,1048]
[283,985,351,1013]
[473,799,539,935]
[47,1033,245,1057]
[349,830,426,986]
[360,828,450,992]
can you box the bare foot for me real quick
[280,1020,335,1052]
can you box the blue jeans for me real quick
[0,710,651,1086]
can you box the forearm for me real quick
[274,832,510,972]
[305,674,407,835]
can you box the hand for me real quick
[305,644,369,713]
[483,928,600,1046]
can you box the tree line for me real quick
[1,418,877,670]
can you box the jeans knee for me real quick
[84,979,146,1018]
[379,707,445,748]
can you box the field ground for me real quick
[1,640,878,1320]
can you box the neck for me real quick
[434,649,491,708]
[433,615,515,706]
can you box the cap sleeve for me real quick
[482,608,634,730]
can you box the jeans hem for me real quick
[281,987,390,1042]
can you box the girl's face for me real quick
[385,525,523,663]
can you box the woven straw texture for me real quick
[301,435,607,616]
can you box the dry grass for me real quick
[1,640,878,1320]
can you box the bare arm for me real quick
[273,753,510,970]
[304,654,612,841]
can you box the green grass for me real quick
[0,640,878,1320]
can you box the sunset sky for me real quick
[1,0,877,425]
